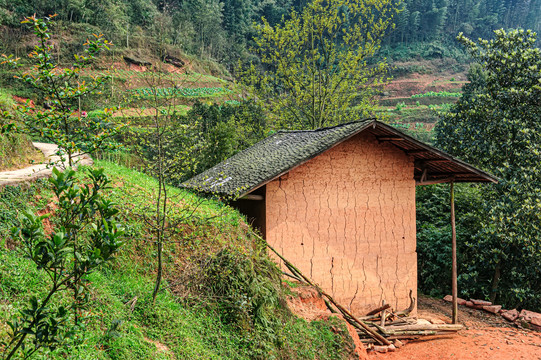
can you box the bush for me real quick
[416,183,485,298]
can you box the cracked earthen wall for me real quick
[265,131,417,315]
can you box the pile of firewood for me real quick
[354,297,462,352]
[443,295,541,331]
[260,238,463,353]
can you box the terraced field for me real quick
[129,86,229,99]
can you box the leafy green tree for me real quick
[2,167,124,359]
[182,100,267,177]
[435,29,541,309]
[2,15,122,167]
[416,183,485,298]
[239,0,397,129]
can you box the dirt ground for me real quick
[286,287,541,360]
[370,295,541,360]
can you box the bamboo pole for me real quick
[451,181,458,324]
[261,237,391,346]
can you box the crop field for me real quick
[129,86,229,98]
[410,90,461,98]
[84,69,224,84]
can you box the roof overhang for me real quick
[182,119,498,199]
[369,121,498,185]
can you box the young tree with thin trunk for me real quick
[120,62,203,303]
[2,15,122,167]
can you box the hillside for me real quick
[375,58,469,143]
[0,160,361,359]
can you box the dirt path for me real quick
[370,296,541,360]
[0,142,93,187]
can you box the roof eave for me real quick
[372,121,498,185]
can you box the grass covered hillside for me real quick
[0,161,358,359]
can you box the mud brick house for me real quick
[183,119,496,315]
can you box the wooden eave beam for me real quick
[418,158,452,163]
[416,177,455,186]
[240,194,264,201]
[423,172,472,177]
[406,149,430,154]
[377,136,405,141]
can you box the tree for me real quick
[181,100,267,178]
[119,63,204,303]
[435,29,541,309]
[2,168,124,359]
[239,0,397,129]
[2,15,122,167]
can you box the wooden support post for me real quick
[450,181,458,324]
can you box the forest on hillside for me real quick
[1,0,540,65]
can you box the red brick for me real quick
[519,310,541,325]
[531,317,541,327]
[465,301,483,309]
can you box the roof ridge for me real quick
[276,119,375,134]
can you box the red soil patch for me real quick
[370,296,541,360]
[12,96,35,108]
[370,328,541,360]
[36,200,58,235]
[286,285,329,321]
[382,73,467,99]
[127,63,148,72]
[286,288,541,360]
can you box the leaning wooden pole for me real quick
[450,180,458,324]
[258,235,391,346]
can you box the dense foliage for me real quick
[416,183,485,298]
[180,100,267,177]
[129,86,227,98]
[239,0,396,129]
[3,167,124,359]
[0,162,356,359]
[386,0,541,56]
[0,0,294,66]
[2,16,122,166]
[433,29,541,309]
[1,0,540,67]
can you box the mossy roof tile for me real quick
[182,119,497,197]
[182,120,373,197]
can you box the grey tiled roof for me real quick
[181,119,497,197]
[182,120,374,197]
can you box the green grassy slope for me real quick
[0,161,356,359]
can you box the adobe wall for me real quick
[265,131,417,315]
